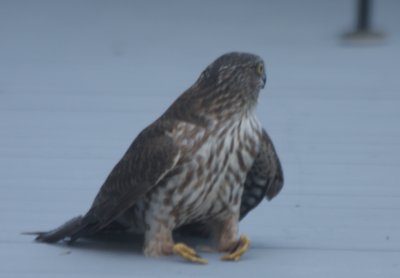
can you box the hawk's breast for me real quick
[118,112,263,231]
[165,112,263,226]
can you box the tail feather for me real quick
[24,216,84,243]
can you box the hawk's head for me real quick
[195,52,266,111]
[167,52,267,122]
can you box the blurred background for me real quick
[0,1,399,277]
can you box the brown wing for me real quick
[239,128,284,220]
[75,120,180,236]
[32,119,180,243]
[33,87,213,243]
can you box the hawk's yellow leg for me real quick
[173,243,208,264]
[221,235,250,261]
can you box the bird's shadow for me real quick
[60,232,145,255]
[46,231,213,256]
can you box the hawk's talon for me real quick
[221,235,250,261]
[173,243,208,264]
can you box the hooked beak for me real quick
[261,73,267,89]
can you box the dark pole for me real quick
[343,0,383,41]
[357,0,371,32]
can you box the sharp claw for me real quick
[221,235,250,261]
[173,243,208,264]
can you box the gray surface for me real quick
[1,0,400,277]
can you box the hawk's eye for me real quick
[256,63,264,76]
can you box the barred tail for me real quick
[24,216,84,243]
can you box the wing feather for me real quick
[66,120,180,240]
[33,119,181,243]
[239,129,283,220]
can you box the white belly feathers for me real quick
[119,111,263,231]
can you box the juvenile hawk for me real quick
[30,52,284,264]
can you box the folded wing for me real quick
[35,121,180,243]
[239,129,284,220]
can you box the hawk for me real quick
[29,52,284,264]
